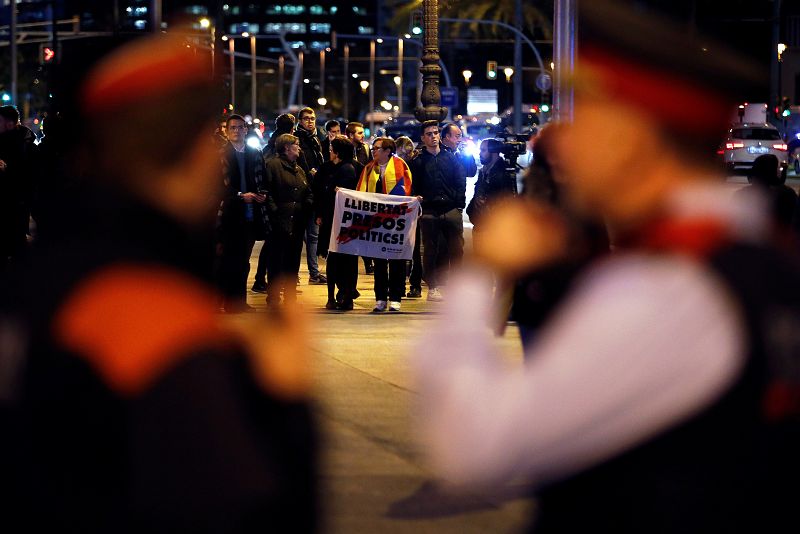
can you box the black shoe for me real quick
[337,299,354,311]
[251,281,267,293]
[406,287,422,298]
[325,299,338,310]
[309,274,328,285]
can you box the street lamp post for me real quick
[414,0,447,123]
[228,37,235,110]
[369,40,376,133]
[397,38,404,115]
[278,55,285,111]
[344,44,350,120]
[320,49,326,102]
[250,35,257,118]
[298,51,304,106]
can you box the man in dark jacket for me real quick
[295,107,326,285]
[440,122,477,180]
[345,121,374,274]
[264,133,313,305]
[218,114,269,313]
[0,35,317,534]
[320,119,341,162]
[265,113,295,158]
[409,120,466,301]
[466,138,517,229]
[0,105,36,271]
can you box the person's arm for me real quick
[413,255,745,490]
[263,162,279,216]
[451,156,467,209]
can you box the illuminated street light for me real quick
[504,67,514,82]
[242,32,249,37]
[352,73,359,79]
[304,78,310,84]
[778,43,787,61]
[404,33,412,39]
[318,97,328,106]
[377,38,384,44]
[221,35,229,41]
[462,69,472,85]
[199,17,211,29]
[360,80,370,93]
[394,76,401,86]
[381,100,393,111]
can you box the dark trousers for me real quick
[372,258,406,302]
[265,230,304,302]
[419,208,464,289]
[407,225,422,290]
[362,256,373,273]
[219,222,256,308]
[326,252,359,303]
[254,242,269,284]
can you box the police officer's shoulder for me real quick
[53,264,226,396]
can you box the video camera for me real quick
[493,132,533,172]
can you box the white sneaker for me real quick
[389,301,401,312]
[426,287,444,302]
[373,300,387,312]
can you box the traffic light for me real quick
[486,61,497,80]
[39,44,56,64]
[410,11,423,36]
[781,97,791,118]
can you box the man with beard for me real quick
[466,139,517,229]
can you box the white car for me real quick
[724,123,788,179]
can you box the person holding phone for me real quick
[218,114,269,313]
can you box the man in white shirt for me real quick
[412,2,800,532]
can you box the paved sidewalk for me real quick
[244,243,535,533]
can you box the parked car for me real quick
[723,123,788,179]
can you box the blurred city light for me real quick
[318,97,328,106]
[199,18,211,29]
[360,80,370,93]
[393,76,401,86]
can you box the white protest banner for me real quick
[329,188,420,260]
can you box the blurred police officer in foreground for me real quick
[0,35,317,533]
[413,2,800,532]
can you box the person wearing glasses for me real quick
[293,108,327,286]
[408,121,466,302]
[218,114,269,313]
[357,137,413,312]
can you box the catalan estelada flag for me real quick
[356,155,413,196]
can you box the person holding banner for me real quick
[315,136,362,310]
[357,137,413,312]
